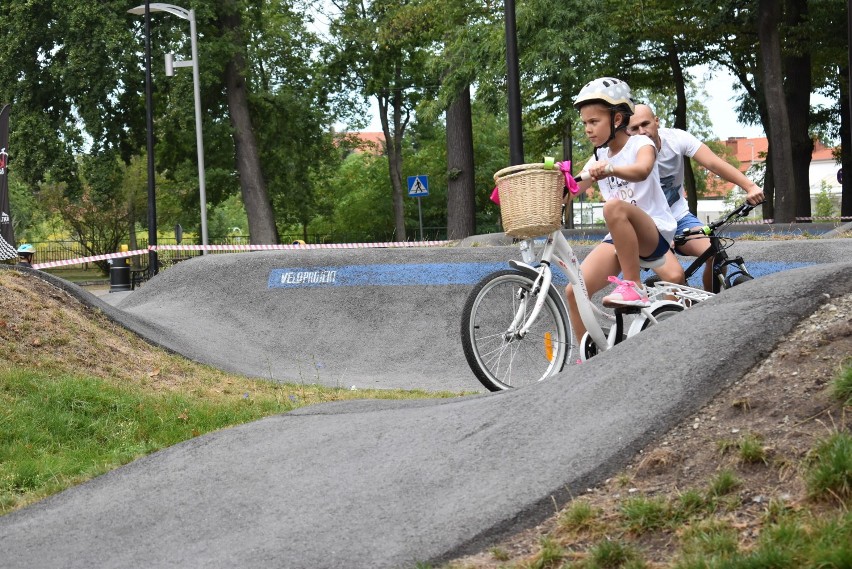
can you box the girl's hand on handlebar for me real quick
[585,160,614,181]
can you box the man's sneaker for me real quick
[602,276,650,308]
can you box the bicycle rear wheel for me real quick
[461,270,571,391]
[638,302,685,332]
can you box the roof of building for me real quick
[705,136,838,197]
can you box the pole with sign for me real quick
[407,175,429,240]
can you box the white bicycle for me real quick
[461,162,710,391]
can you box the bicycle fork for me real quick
[505,262,553,340]
[712,251,752,290]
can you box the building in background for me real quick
[700,136,841,222]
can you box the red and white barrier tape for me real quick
[737,216,852,224]
[32,249,149,270]
[31,240,452,270]
[795,216,852,221]
[151,241,450,252]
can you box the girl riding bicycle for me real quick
[565,77,683,341]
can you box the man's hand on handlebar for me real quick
[744,185,765,206]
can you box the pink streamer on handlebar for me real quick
[559,161,580,195]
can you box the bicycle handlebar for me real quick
[675,201,760,241]
[561,171,589,198]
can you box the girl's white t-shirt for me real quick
[656,127,703,220]
[588,134,677,245]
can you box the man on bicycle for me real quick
[627,104,764,290]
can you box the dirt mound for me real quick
[1,269,211,390]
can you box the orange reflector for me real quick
[544,332,553,362]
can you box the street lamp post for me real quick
[504,0,524,166]
[128,3,209,254]
[135,2,158,279]
[746,141,756,182]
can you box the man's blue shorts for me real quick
[675,212,706,255]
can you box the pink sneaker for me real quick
[602,276,650,308]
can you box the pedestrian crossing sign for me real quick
[407,175,429,197]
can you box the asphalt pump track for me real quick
[1,240,851,568]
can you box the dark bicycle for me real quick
[646,202,757,293]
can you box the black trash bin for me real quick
[109,257,131,292]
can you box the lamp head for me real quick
[127,3,191,21]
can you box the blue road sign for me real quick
[407,175,429,197]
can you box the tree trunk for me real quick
[783,0,813,222]
[763,150,775,221]
[446,85,476,240]
[841,66,852,220]
[730,55,776,221]
[221,8,279,245]
[758,0,796,223]
[668,45,698,214]
[378,62,408,241]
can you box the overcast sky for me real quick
[697,66,765,140]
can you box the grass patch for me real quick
[737,433,769,465]
[676,519,739,562]
[587,538,645,568]
[806,432,852,503]
[558,500,600,534]
[707,469,740,498]
[0,365,461,515]
[832,363,852,407]
[621,495,670,533]
[529,536,564,569]
[671,488,722,525]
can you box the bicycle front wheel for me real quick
[461,270,571,391]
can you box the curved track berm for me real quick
[0,249,850,568]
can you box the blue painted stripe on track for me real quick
[267,261,815,289]
[268,263,507,288]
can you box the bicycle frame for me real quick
[675,202,756,292]
[509,229,681,356]
[680,238,740,292]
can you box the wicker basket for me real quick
[494,163,564,239]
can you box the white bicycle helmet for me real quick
[573,77,635,112]
[573,77,636,151]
